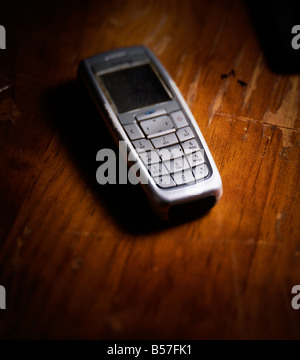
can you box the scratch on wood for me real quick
[0,84,11,93]
[144,14,168,46]
[252,135,270,190]
[175,52,187,82]
[209,47,245,127]
[217,112,300,134]
[260,124,269,139]
[152,34,171,56]
[242,54,263,109]
[263,76,300,147]
[209,13,227,57]
[186,67,201,106]
[275,211,286,241]
[261,136,270,159]
[234,46,245,69]
[0,74,12,90]
[208,82,227,127]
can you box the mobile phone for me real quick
[78,46,222,220]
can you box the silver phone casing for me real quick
[78,46,223,219]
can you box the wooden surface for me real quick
[0,0,300,339]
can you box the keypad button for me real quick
[132,139,154,152]
[170,110,189,128]
[136,108,167,121]
[151,133,178,148]
[139,150,160,165]
[154,174,176,188]
[148,163,168,177]
[181,138,201,154]
[176,126,194,142]
[163,156,190,174]
[186,150,205,167]
[158,144,183,161]
[123,123,144,140]
[139,115,174,136]
[173,169,195,185]
[193,163,209,180]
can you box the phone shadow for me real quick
[44,80,213,235]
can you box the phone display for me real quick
[100,64,171,113]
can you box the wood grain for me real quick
[0,0,300,339]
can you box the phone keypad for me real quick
[181,138,201,154]
[123,123,145,140]
[170,110,189,128]
[176,126,194,142]
[163,156,190,174]
[172,169,195,185]
[151,133,178,149]
[148,163,169,177]
[132,139,154,152]
[186,151,205,167]
[193,164,209,180]
[136,108,167,121]
[125,109,209,188]
[159,144,183,161]
[139,150,160,166]
[139,115,174,136]
[154,174,176,188]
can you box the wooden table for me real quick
[0,0,299,339]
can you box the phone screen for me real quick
[99,64,172,113]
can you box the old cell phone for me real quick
[78,46,222,220]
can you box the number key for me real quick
[181,138,201,154]
[132,139,154,152]
[151,133,178,148]
[123,123,144,140]
[176,126,194,142]
[172,169,195,185]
